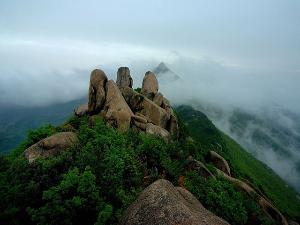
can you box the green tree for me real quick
[28,167,108,225]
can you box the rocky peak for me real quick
[85,67,179,140]
[120,179,230,225]
[153,62,181,82]
[116,67,133,88]
[141,71,159,100]
[23,67,179,163]
[88,69,107,114]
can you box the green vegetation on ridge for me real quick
[0,106,299,225]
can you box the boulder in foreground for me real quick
[120,179,230,225]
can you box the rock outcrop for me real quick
[211,152,288,225]
[116,67,133,88]
[81,67,179,139]
[186,156,215,179]
[153,92,163,106]
[103,80,133,132]
[120,87,170,128]
[24,132,78,163]
[145,123,170,142]
[216,169,288,225]
[74,103,88,117]
[141,71,159,100]
[209,151,231,176]
[120,179,230,225]
[88,69,108,113]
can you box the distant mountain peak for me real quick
[154,62,170,74]
[153,62,181,81]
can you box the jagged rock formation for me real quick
[116,67,133,88]
[209,153,288,225]
[120,86,169,128]
[141,71,159,100]
[88,69,107,113]
[103,80,133,132]
[23,67,179,163]
[85,67,179,139]
[120,179,230,225]
[24,132,78,163]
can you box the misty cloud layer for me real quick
[1,36,300,111]
[157,59,300,192]
[0,37,174,106]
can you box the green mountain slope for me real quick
[175,105,300,220]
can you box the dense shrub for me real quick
[27,167,109,225]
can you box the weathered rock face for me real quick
[186,157,215,179]
[74,103,88,117]
[88,69,108,113]
[141,71,159,100]
[24,132,78,163]
[120,87,169,128]
[209,151,231,176]
[120,179,230,225]
[139,99,169,128]
[103,80,133,132]
[153,92,163,106]
[116,67,133,88]
[145,123,170,142]
[161,97,171,116]
[132,114,148,131]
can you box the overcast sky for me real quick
[0,0,300,107]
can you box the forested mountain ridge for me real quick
[0,68,299,225]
